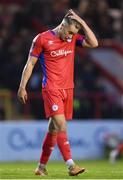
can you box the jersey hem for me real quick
[42,87,74,91]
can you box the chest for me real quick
[43,38,75,55]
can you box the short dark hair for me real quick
[64,16,81,29]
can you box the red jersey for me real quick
[30,30,85,90]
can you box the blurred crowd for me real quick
[0,0,123,119]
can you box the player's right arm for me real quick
[18,34,43,104]
[17,56,38,104]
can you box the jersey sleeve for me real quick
[75,34,85,47]
[29,34,43,58]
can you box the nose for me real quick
[68,34,73,39]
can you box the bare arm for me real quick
[69,9,98,48]
[79,20,98,48]
[18,56,38,104]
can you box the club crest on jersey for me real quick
[50,50,73,57]
[52,104,59,111]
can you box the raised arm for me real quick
[68,9,98,48]
[17,56,38,104]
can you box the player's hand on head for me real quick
[65,9,73,17]
[68,9,78,16]
[17,87,27,104]
[67,9,82,24]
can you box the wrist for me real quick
[19,86,26,90]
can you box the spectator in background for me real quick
[48,0,70,27]
[76,0,116,38]
[0,0,123,120]
[1,0,123,91]
[109,142,123,163]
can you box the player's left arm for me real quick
[69,9,98,48]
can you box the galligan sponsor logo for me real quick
[50,50,73,57]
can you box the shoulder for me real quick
[39,30,51,39]
[33,30,50,42]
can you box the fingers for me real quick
[68,9,75,15]
[25,94,28,101]
[17,89,28,104]
[65,9,74,18]
[23,95,27,104]
[18,95,27,104]
[66,9,81,24]
[65,9,78,20]
[69,9,73,13]
[65,12,72,18]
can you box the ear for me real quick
[61,23,64,27]
[60,23,64,30]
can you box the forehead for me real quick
[65,24,79,33]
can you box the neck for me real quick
[52,25,61,37]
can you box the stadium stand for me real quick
[0,0,123,120]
